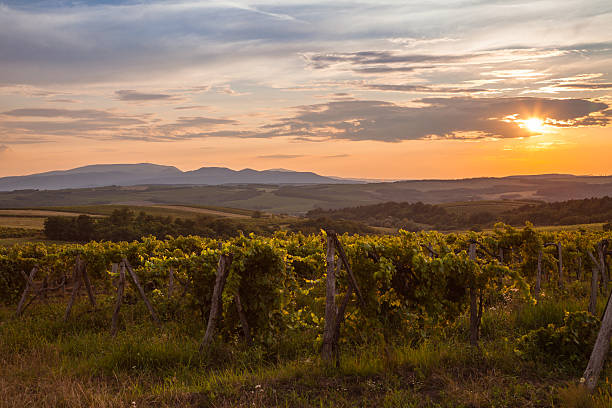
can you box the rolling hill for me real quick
[0,163,351,191]
[0,173,612,214]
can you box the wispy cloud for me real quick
[115,90,180,102]
[556,83,612,90]
[303,48,568,73]
[361,83,487,94]
[257,154,304,159]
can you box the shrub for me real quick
[515,311,600,366]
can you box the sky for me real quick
[0,0,611,179]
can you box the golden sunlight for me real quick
[525,117,544,132]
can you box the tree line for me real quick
[306,196,612,231]
[43,209,374,242]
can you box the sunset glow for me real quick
[0,1,610,179]
[525,118,545,133]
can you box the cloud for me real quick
[172,116,237,126]
[0,108,149,139]
[115,90,179,101]
[303,48,568,73]
[0,145,8,153]
[361,83,487,94]
[556,83,612,90]
[213,85,250,96]
[0,106,242,141]
[2,97,608,144]
[3,108,118,119]
[260,97,609,142]
[387,37,459,48]
[49,98,80,103]
[174,105,210,110]
[257,154,304,159]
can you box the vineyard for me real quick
[1,223,612,407]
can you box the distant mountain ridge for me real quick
[0,163,354,191]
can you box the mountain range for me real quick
[1,166,612,213]
[0,163,355,191]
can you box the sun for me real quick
[525,117,544,132]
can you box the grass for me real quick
[1,285,611,407]
[536,223,606,232]
[440,199,540,217]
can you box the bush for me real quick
[515,311,600,367]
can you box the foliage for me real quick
[306,196,612,230]
[515,311,601,367]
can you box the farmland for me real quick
[1,226,611,407]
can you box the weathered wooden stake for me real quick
[168,267,175,298]
[321,231,366,367]
[535,250,543,301]
[234,292,252,345]
[557,243,564,288]
[598,241,609,292]
[64,257,83,321]
[81,264,96,308]
[582,288,612,391]
[124,259,161,326]
[111,261,126,336]
[332,234,365,307]
[544,243,563,288]
[15,267,38,317]
[589,262,599,316]
[200,252,233,351]
[321,233,337,362]
[468,243,479,347]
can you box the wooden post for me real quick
[168,267,175,298]
[15,267,38,317]
[124,259,161,326]
[557,243,564,288]
[589,264,599,316]
[234,292,252,345]
[468,243,479,347]
[332,234,365,307]
[64,258,83,321]
[578,256,583,281]
[535,250,542,301]
[582,288,612,391]
[111,261,126,336]
[321,232,337,362]
[200,253,233,351]
[81,263,96,308]
[598,241,609,292]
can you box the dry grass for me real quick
[0,210,101,217]
[0,217,45,230]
